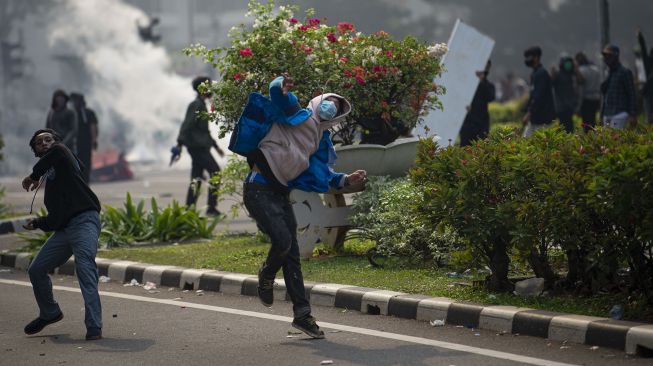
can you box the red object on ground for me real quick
[90,149,134,182]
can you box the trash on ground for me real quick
[0,269,12,273]
[143,282,157,290]
[182,290,189,293]
[474,333,481,336]
[513,277,544,297]
[168,288,175,291]
[196,290,204,296]
[148,290,160,294]
[99,275,111,283]
[286,335,298,338]
[608,304,624,320]
[560,346,570,350]
[123,279,140,287]
[590,346,599,350]
[320,361,334,365]
[430,319,445,327]
[172,297,182,301]
[445,272,460,278]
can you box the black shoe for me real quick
[86,327,102,341]
[292,315,325,339]
[257,266,274,307]
[205,208,223,217]
[24,312,64,335]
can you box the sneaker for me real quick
[257,265,274,307]
[85,327,102,341]
[205,208,223,217]
[24,311,64,335]
[292,315,325,339]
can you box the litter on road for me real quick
[430,319,445,327]
[99,275,111,283]
[143,281,157,290]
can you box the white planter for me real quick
[333,137,420,177]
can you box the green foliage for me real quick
[100,193,220,247]
[210,154,249,219]
[350,176,462,265]
[411,125,653,300]
[488,96,527,125]
[184,0,445,144]
[0,186,9,219]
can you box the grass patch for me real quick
[99,234,651,322]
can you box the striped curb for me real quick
[1,251,652,357]
[0,216,34,235]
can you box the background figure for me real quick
[522,46,555,137]
[600,45,637,129]
[70,93,99,183]
[574,52,602,132]
[46,90,77,153]
[551,56,577,133]
[459,60,496,146]
[176,76,224,215]
[637,30,653,123]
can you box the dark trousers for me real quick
[243,183,311,319]
[580,99,600,132]
[557,110,574,133]
[78,146,92,183]
[186,147,219,210]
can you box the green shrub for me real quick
[350,176,462,265]
[210,154,249,219]
[411,124,653,300]
[488,96,527,125]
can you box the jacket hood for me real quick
[307,93,352,129]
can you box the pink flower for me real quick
[337,22,355,34]
[233,73,242,80]
[308,18,320,27]
[386,50,393,57]
[239,48,253,57]
[339,57,349,63]
[298,25,309,31]
[343,82,353,89]
[303,46,312,53]
[355,76,366,85]
[326,32,337,43]
[343,69,352,77]
[289,18,298,23]
[373,65,382,73]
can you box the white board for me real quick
[413,19,495,146]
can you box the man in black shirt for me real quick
[460,60,496,146]
[175,76,224,215]
[21,129,103,341]
[522,46,555,137]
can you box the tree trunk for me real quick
[486,240,513,292]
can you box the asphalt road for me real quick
[0,268,647,366]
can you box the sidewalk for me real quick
[1,251,652,357]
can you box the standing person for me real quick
[551,56,577,133]
[175,76,224,215]
[522,46,555,137]
[636,30,653,124]
[21,129,102,340]
[46,90,77,153]
[70,93,99,183]
[574,52,602,132]
[459,60,496,146]
[233,75,366,339]
[600,45,637,129]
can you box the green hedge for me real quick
[411,125,653,300]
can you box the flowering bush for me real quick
[184,0,445,145]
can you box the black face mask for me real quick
[524,59,535,67]
[603,55,617,67]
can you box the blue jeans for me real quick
[28,210,102,331]
[243,183,311,319]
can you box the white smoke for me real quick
[547,0,568,12]
[47,0,195,164]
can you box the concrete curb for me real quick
[1,252,652,357]
[0,216,34,235]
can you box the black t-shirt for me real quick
[30,143,101,231]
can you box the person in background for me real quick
[175,76,224,216]
[459,60,496,146]
[46,90,77,153]
[522,46,555,137]
[70,93,99,183]
[600,45,637,129]
[551,55,577,133]
[21,128,103,341]
[636,30,653,124]
[574,52,602,132]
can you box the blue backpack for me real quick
[228,92,281,156]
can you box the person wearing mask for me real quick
[551,56,577,133]
[459,60,496,146]
[600,45,637,129]
[21,129,103,340]
[70,93,99,183]
[46,90,77,153]
[522,46,555,137]
[174,76,224,215]
[574,52,602,132]
[232,75,366,339]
